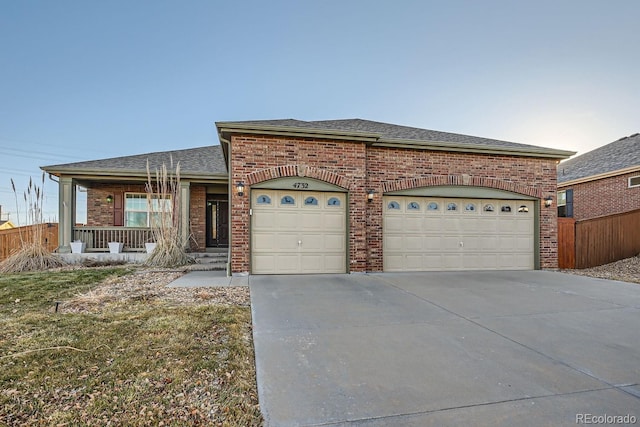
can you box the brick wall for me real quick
[565,171,640,221]
[189,185,206,251]
[86,184,146,226]
[230,134,560,273]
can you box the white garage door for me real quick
[251,190,347,274]
[383,196,534,271]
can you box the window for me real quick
[465,203,476,212]
[328,197,341,207]
[557,190,566,207]
[483,204,494,212]
[387,201,400,210]
[447,203,457,211]
[256,195,271,204]
[427,202,439,211]
[407,202,420,210]
[501,205,512,213]
[557,189,573,217]
[629,176,640,188]
[518,205,529,213]
[281,195,295,205]
[304,196,318,206]
[125,193,171,227]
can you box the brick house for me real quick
[43,119,573,274]
[557,133,640,220]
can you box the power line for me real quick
[3,152,71,163]
[0,136,113,157]
[3,146,88,161]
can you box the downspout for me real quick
[219,133,232,276]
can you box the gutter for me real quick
[372,139,575,159]
[40,166,226,178]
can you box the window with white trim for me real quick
[557,190,567,207]
[557,189,573,217]
[124,193,172,227]
[629,176,640,188]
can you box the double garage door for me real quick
[384,196,535,271]
[251,190,347,274]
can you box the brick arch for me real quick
[245,165,351,189]
[382,175,542,198]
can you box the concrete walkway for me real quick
[250,271,640,426]
[167,270,248,287]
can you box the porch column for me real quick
[179,181,190,247]
[58,177,76,253]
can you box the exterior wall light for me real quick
[106,195,114,203]
[236,181,245,197]
[544,196,553,208]
[367,189,375,202]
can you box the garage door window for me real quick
[447,202,457,211]
[304,196,319,206]
[518,205,529,213]
[501,205,512,213]
[328,197,342,207]
[465,203,476,212]
[256,195,271,204]
[281,195,295,205]
[408,202,420,210]
[388,201,400,210]
[484,204,494,212]
[427,202,439,211]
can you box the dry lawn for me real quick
[0,267,262,426]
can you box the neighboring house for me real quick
[0,220,16,230]
[557,133,640,220]
[42,118,573,274]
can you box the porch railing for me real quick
[73,226,153,252]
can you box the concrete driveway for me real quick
[249,271,640,426]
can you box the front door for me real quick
[206,197,229,247]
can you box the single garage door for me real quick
[251,190,347,274]
[384,196,534,271]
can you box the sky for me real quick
[1,0,639,224]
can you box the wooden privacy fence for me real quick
[558,208,640,269]
[557,218,576,269]
[0,223,59,261]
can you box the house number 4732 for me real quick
[293,182,309,189]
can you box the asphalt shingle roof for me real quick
[220,118,567,154]
[557,133,640,183]
[42,145,227,177]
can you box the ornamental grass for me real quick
[0,174,65,273]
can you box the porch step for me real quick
[187,252,228,271]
